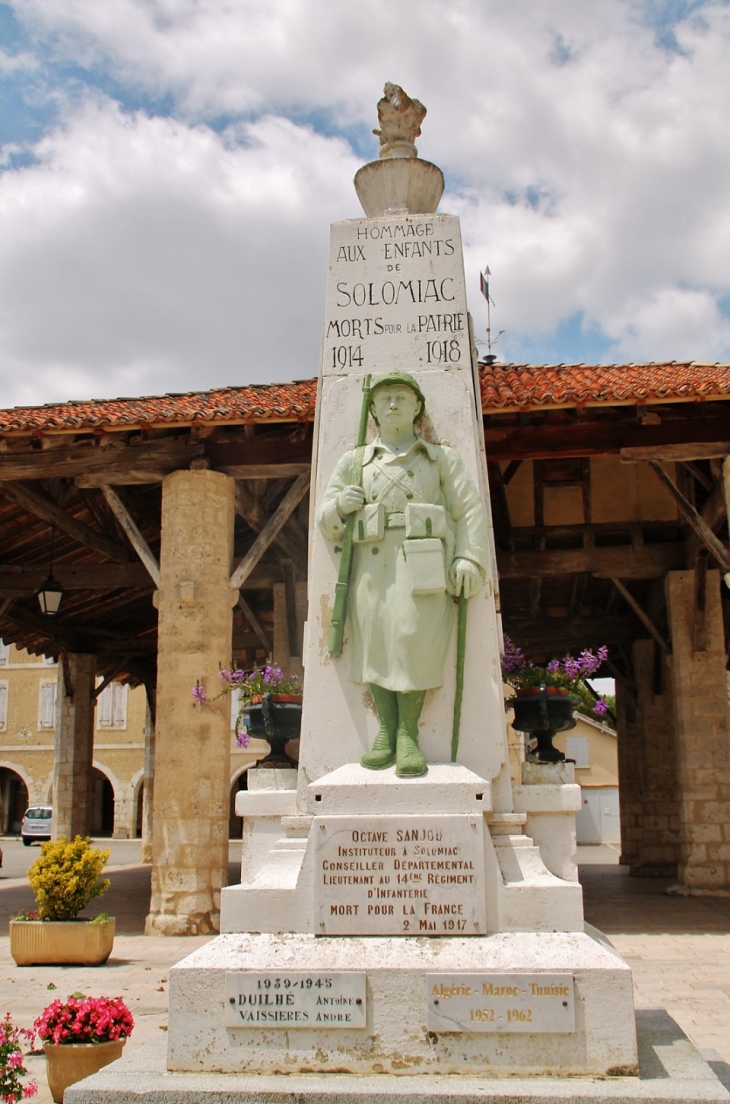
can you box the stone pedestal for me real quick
[52,653,96,840]
[237,766,297,883]
[172,764,634,1077]
[514,762,581,882]
[146,469,236,935]
[666,569,730,892]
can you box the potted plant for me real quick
[34,995,133,1103]
[0,1012,37,1101]
[9,837,114,967]
[501,638,609,762]
[193,660,303,766]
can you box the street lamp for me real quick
[37,527,64,616]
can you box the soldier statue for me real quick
[318,371,488,777]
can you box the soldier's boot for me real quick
[361,684,398,770]
[395,690,428,778]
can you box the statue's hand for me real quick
[337,485,365,518]
[449,558,484,599]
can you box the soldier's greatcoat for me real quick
[319,435,489,692]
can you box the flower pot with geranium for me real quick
[193,659,303,767]
[0,1013,37,1101]
[9,837,114,967]
[501,638,610,763]
[34,995,133,1104]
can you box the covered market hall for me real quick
[0,358,728,934]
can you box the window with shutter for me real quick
[112,683,128,728]
[97,684,113,727]
[39,682,57,729]
[565,736,590,768]
[0,682,7,731]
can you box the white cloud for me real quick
[0,99,359,404]
[0,0,729,403]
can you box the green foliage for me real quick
[27,836,110,922]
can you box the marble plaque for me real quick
[427,973,575,1034]
[224,971,366,1029]
[314,814,486,936]
[323,214,470,378]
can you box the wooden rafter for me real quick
[648,460,730,573]
[496,543,685,580]
[100,485,161,586]
[1,481,129,563]
[236,595,272,655]
[230,474,310,590]
[235,482,307,576]
[609,577,671,655]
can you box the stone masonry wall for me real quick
[666,569,730,890]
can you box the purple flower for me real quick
[191,684,209,705]
[563,657,581,679]
[593,699,609,717]
[236,731,251,749]
[218,669,232,683]
[546,659,561,674]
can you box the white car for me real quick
[21,806,53,846]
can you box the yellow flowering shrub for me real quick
[27,836,110,921]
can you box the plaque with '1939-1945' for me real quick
[224,972,367,1029]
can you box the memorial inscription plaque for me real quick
[315,815,486,936]
[224,972,367,1029]
[323,213,470,378]
[426,973,575,1034]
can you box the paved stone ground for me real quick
[1,842,728,1102]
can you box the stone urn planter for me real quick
[511,684,579,763]
[9,918,115,966]
[43,1038,125,1103]
[242,691,302,766]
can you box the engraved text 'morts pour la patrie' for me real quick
[315,815,486,936]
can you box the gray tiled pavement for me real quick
[1,840,728,1102]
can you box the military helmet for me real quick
[369,370,426,422]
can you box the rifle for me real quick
[328,373,372,656]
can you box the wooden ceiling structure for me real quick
[0,362,728,697]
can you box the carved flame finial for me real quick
[373,82,427,160]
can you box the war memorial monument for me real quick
[67,85,730,1104]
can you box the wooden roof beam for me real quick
[1,481,130,563]
[230,474,310,590]
[100,485,160,586]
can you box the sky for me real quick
[0,0,729,407]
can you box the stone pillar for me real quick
[140,697,155,864]
[52,654,97,840]
[146,469,236,936]
[666,569,730,891]
[617,639,681,876]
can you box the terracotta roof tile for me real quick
[479,361,730,411]
[0,380,318,434]
[0,363,728,435]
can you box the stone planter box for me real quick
[44,1038,125,1103]
[9,918,115,966]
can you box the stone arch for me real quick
[90,762,117,837]
[130,769,145,840]
[0,762,31,834]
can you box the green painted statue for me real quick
[318,371,489,777]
